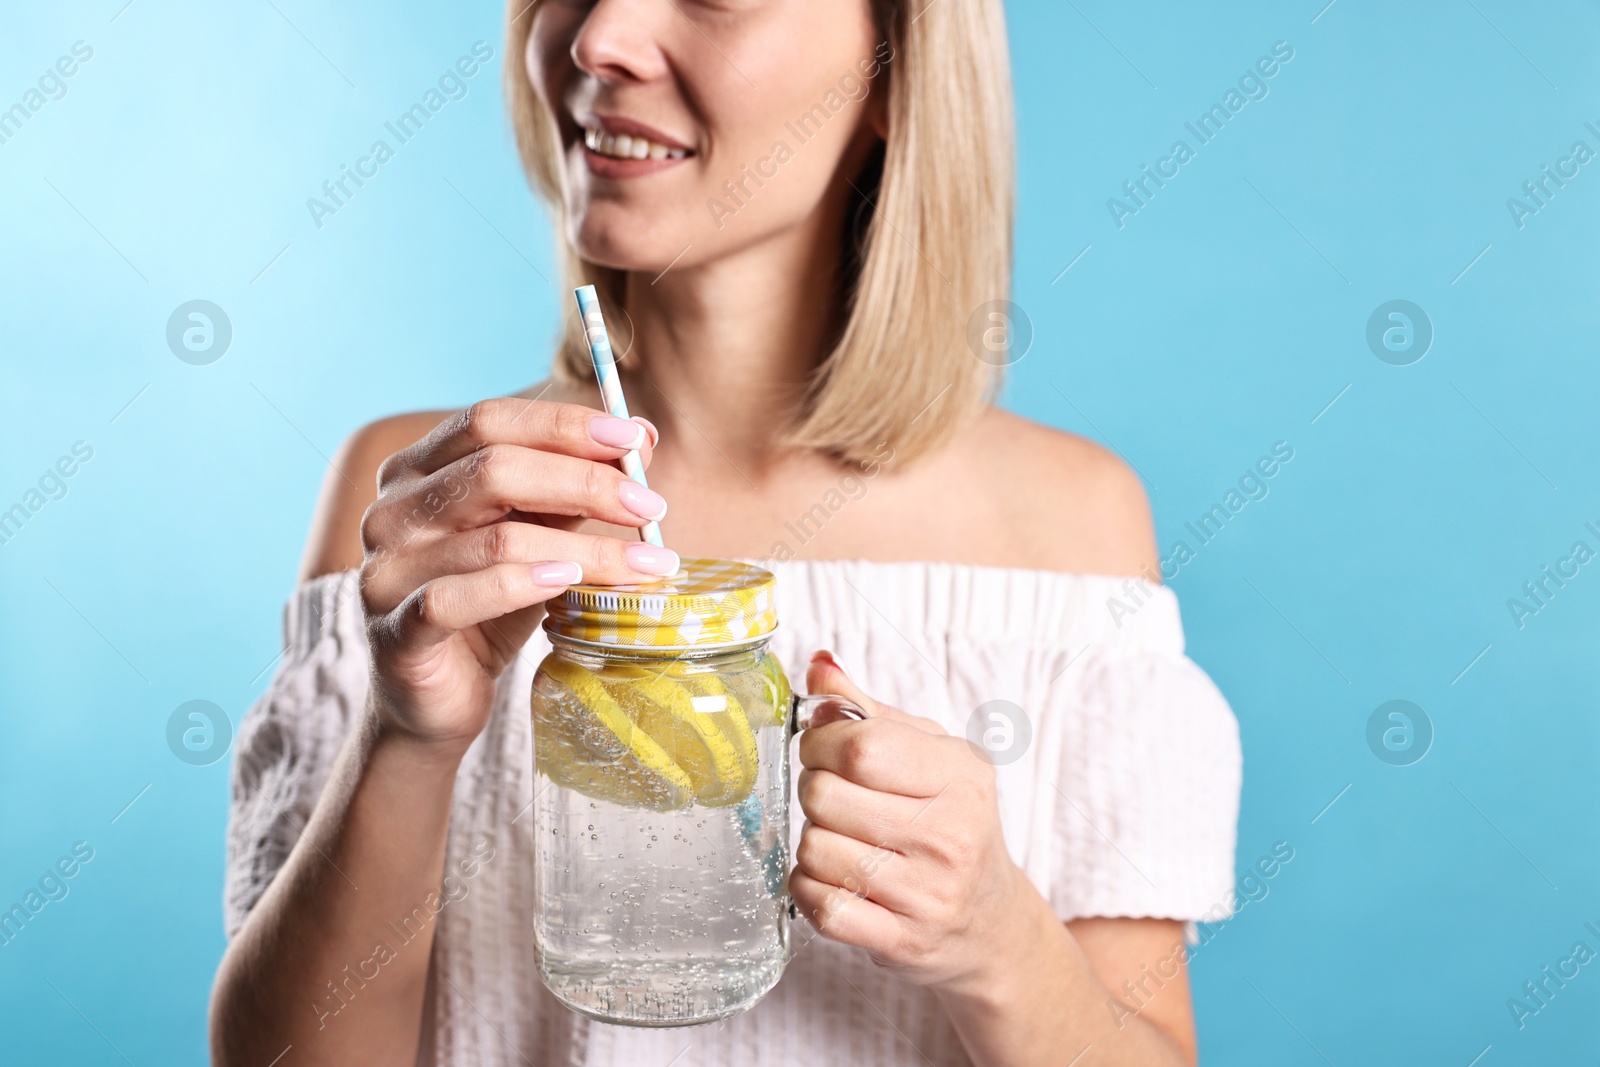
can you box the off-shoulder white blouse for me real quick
[225,560,1241,1066]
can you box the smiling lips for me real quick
[584,126,689,161]
[578,120,694,177]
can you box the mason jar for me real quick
[530,558,862,1027]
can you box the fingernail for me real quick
[532,561,583,586]
[631,416,659,447]
[589,415,647,449]
[625,543,680,576]
[618,481,668,521]
[811,649,848,675]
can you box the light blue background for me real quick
[2,0,1596,1063]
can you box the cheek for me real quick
[525,35,541,102]
[695,93,857,231]
[696,30,879,223]
[526,15,574,116]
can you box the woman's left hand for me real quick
[790,650,1029,990]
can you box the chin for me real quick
[567,211,696,274]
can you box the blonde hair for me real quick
[504,0,1014,467]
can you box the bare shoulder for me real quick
[938,407,1159,580]
[297,408,457,582]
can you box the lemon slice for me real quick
[759,652,791,727]
[720,654,789,732]
[673,672,760,806]
[604,670,759,807]
[535,658,694,811]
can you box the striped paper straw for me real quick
[574,285,664,548]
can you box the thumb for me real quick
[805,651,944,734]
[806,650,883,716]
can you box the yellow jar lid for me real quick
[542,557,778,649]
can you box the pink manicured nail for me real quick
[617,481,668,521]
[531,561,583,586]
[811,650,849,675]
[589,415,647,449]
[625,544,680,576]
[631,416,659,447]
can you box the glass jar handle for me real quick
[785,693,868,926]
[789,692,868,733]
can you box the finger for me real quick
[806,651,946,735]
[795,822,913,911]
[798,717,962,797]
[460,408,654,533]
[377,561,582,654]
[797,768,929,843]
[362,521,680,611]
[789,869,900,952]
[365,444,669,548]
[381,398,658,483]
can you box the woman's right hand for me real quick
[357,397,678,752]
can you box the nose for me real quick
[570,0,670,83]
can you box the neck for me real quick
[617,195,856,476]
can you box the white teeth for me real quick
[582,125,688,162]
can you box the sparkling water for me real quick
[532,655,793,1026]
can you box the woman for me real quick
[211,0,1241,1064]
